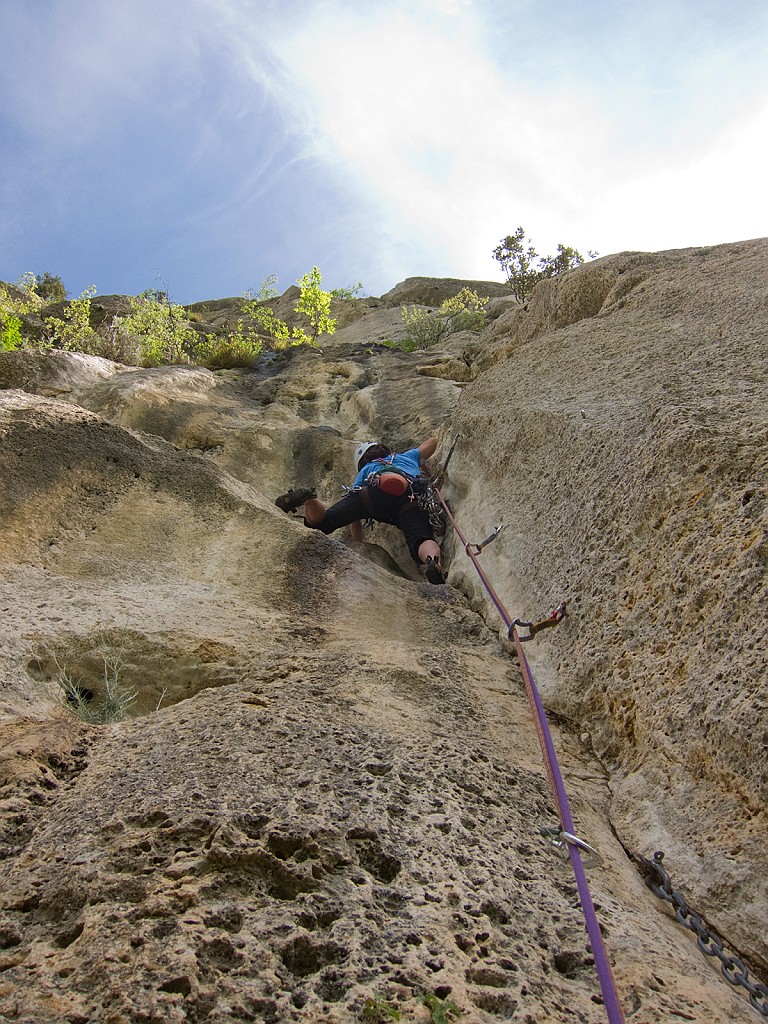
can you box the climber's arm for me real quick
[417,437,438,462]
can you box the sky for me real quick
[1,0,767,304]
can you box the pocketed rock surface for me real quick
[0,241,765,1023]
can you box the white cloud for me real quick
[241,1,768,273]
[229,4,609,276]
[3,0,767,297]
[592,102,768,255]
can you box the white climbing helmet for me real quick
[355,441,378,470]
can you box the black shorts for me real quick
[307,486,435,562]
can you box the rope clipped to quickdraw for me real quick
[433,483,626,1024]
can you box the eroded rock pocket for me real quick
[27,629,245,721]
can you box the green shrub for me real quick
[108,295,198,366]
[226,267,336,355]
[422,993,462,1022]
[493,226,595,302]
[34,272,67,302]
[362,995,401,1020]
[1,315,23,351]
[539,243,591,278]
[1,279,39,350]
[330,281,366,300]
[201,323,264,369]
[87,317,143,364]
[44,286,98,350]
[242,300,292,348]
[440,287,487,333]
[401,306,447,349]
[15,271,38,296]
[208,296,289,363]
[295,266,336,343]
[245,273,279,301]
[2,266,341,364]
[401,288,488,349]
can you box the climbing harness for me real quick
[433,482,626,1024]
[638,851,768,1016]
[361,461,447,535]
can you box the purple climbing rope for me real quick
[437,490,626,1024]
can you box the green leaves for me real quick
[44,286,97,350]
[330,281,366,300]
[1,315,23,351]
[401,288,488,349]
[493,226,539,302]
[34,272,67,302]
[116,295,197,366]
[361,995,402,1020]
[295,266,337,343]
[493,226,594,302]
[0,264,341,365]
[422,992,462,1022]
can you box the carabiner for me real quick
[467,523,505,555]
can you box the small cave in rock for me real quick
[27,629,247,720]
[64,684,94,706]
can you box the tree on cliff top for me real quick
[295,266,337,342]
[493,227,596,303]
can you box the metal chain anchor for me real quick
[638,851,768,1016]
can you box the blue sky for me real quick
[1,0,767,304]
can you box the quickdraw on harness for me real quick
[433,464,626,1024]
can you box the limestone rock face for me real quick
[0,248,765,1023]
[379,278,511,308]
[449,239,767,971]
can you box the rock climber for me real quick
[276,437,446,584]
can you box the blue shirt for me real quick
[353,447,422,488]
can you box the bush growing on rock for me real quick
[199,269,337,368]
[44,286,98,350]
[1,278,41,350]
[493,226,596,302]
[55,654,137,724]
[202,321,264,370]
[0,315,23,351]
[330,281,366,300]
[201,273,311,369]
[295,266,337,343]
[33,272,67,302]
[114,295,199,366]
[401,287,488,350]
[1,264,339,366]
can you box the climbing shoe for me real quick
[425,556,445,585]
[275,486,316,513]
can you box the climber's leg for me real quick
[302,497,328,526]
